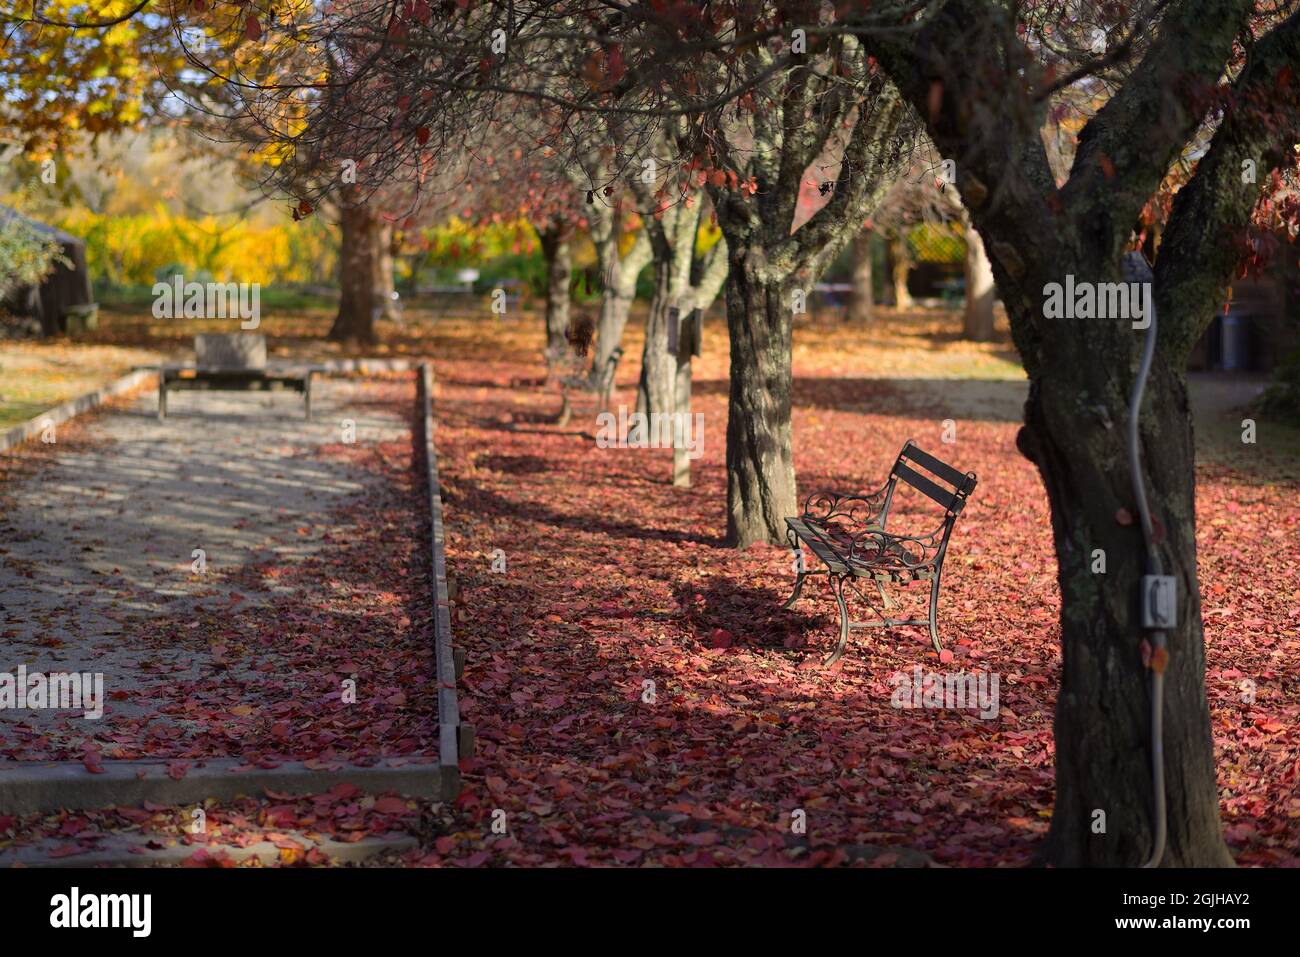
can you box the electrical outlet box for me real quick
[1141,575,1177,630]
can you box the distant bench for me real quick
[158,334,315,420]
[554,347,621,427]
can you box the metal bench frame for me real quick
[555,347,622,427]
[158,366,314,420]
[783,440,977,666]
[158,334,314,421]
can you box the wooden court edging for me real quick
[0,758,454,816]
[417,364,468,796]
[0,364,465,820]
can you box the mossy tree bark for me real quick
[586,200,653,375]
[867,0,1298,865]
[705,54,907,545]
[625,136,730,487]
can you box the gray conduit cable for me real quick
[1125,252,1166,869]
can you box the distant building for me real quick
[0,205,94,336]
[1189,277,1297,373]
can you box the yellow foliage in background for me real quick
[48,206,338,286]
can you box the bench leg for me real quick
[781,570,807,610]
[158,379,167,420]
[304,373,313,421]
[781,535,807,609]
[927,570,944,655]
[825,575,851,667]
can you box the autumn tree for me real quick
[448,0,1298,866]
[618,130,728,420]
[841,0,1300,865]
[568,150,652,375]
[0,0,183,154]
[698,27,911,544]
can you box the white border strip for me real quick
[0,367,154,454]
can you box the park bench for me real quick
[158,333,315,421]
[783,440,977,666]
[554,347,622,427]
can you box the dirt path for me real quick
[0,378,437,762]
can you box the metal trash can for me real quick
[1220,313,1249,370]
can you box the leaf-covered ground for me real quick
[424,313,1298,867]
[1,309,1295,866]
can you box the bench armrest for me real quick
[801,482,889,527]
[847,525,943,570]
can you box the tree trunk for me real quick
[373,223,398,322]
[636,258,677,419]
[537,225,572,369]
[637,203,698,417]
[672,346,693,488]
[1019,351,1232,867]
[592,231,649,375]
[847,230,874,322]
[330,196,378,344]
[889,234,914,309]
[595,293,634,371]
[961,223,996,340]
[724,248,797,546]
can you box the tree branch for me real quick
[1060,0,1256,267]
[1155,6,1300,356]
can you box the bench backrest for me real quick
[882,440,977,526]
[195,333,267,371]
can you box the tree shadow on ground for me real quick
[689,376,1029,423]
[442,469,726,547]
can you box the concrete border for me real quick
[0,757,454,816]
[0,367,155,454]
[310,357,422,373]
[1,363,465,819]
[1,831,419,867]
[417,364,465,794]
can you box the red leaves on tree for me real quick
[606,45,627,84]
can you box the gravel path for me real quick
[0,380,410,751]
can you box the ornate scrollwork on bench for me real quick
[847,523,944,575]
[802,484,889,528]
